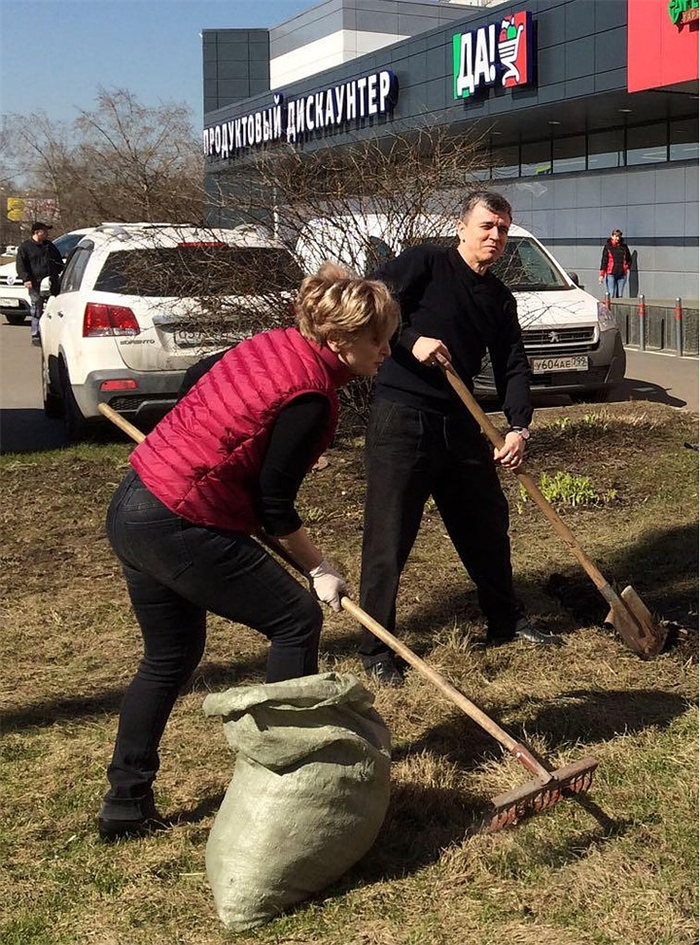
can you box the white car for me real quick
[0,229,96,325]
[295,214,625,403]
[40,222,303,440]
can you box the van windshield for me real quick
[94,246,304,297]
[406,235,571,291]
[490,238,570,291]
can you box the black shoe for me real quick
[477,633,515,650]
[97,793,169,842]
[514,618,563,646]
[31,337,41,347]
[364,657,405,688]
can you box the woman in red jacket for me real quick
[98,263,398,840]
[598,228,632,299]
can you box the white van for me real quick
[295,213,625,403]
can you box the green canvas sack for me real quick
[203,672,391,931]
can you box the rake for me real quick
[440,362,667,660]
[98,401,599,831]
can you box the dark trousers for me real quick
[359,399,522,662]
[105,470,322,798]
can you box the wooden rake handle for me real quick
[98,403,146,443]
[441,362,621,608]
[256,530,551,779]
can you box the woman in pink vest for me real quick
[98,263,399,840]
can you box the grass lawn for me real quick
[1,401,698,945]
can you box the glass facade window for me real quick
[491,145,519,179]
[520,140,552,177]
[626,122,668,166]
[670,118,699,161]
[587,129,624,170]
[553,135,586,174]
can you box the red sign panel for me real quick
[628,0,699,92]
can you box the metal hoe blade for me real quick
[606,585,667,660]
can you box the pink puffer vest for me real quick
[130,327,350,532]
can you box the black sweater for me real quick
[16,237,63,288]
[373,244,532,429]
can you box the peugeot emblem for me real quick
[548,331,560,343]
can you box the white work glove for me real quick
[308,559,350,612]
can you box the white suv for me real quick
[40,223,303,439]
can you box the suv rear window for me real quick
[93,246,304,297]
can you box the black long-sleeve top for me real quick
[178,350,328,536]
[255,393,329,536]
[16,238,63,289]
[372,244,533,429]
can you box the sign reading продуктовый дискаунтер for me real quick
[453,10,533,100]
[203,70,398,161]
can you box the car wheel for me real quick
[4,313,27,326]
[42,354,64,419]
[58,360,88,441]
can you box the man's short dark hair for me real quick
[460,191,512,221]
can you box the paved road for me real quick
[0,319,697,454]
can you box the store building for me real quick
[202,0,699,299]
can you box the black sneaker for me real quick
[514,618,563,646]
[97,792,169,842]
[364,657,405,688]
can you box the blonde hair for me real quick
[295,261,399,346]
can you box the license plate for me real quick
[0,298,21,307]
[531,355,588,374]
[174,329,204,348]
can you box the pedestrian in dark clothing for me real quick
[358,191,561,687]
[599,229,632,299]
[16,222,64,345]
[98,262,399,840]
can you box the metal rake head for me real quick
[483,755,599,833]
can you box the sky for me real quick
[0,0,318,130]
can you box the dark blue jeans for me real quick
[359,399,523,662]
[29,287,45,339]
[105,469,322,798]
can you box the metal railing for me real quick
[610,297,699,357]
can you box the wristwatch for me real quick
[510,426,531,441]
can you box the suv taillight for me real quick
[83,303,140,337]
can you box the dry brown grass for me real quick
[1,401,697,945]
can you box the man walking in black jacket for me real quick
[16,222,64,346]
[359,190,561,686]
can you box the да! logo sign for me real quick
[453,10,533,100]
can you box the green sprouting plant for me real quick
[581,412,610,432]
[551,417,572,431]
[518,471,613,511]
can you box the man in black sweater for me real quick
[359,190,561,686]
[16,222,64,346]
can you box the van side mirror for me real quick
[567,271,580,287]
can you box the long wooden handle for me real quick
[442,363,621,606]
[98,403,146,443]
[340,597,534,757]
